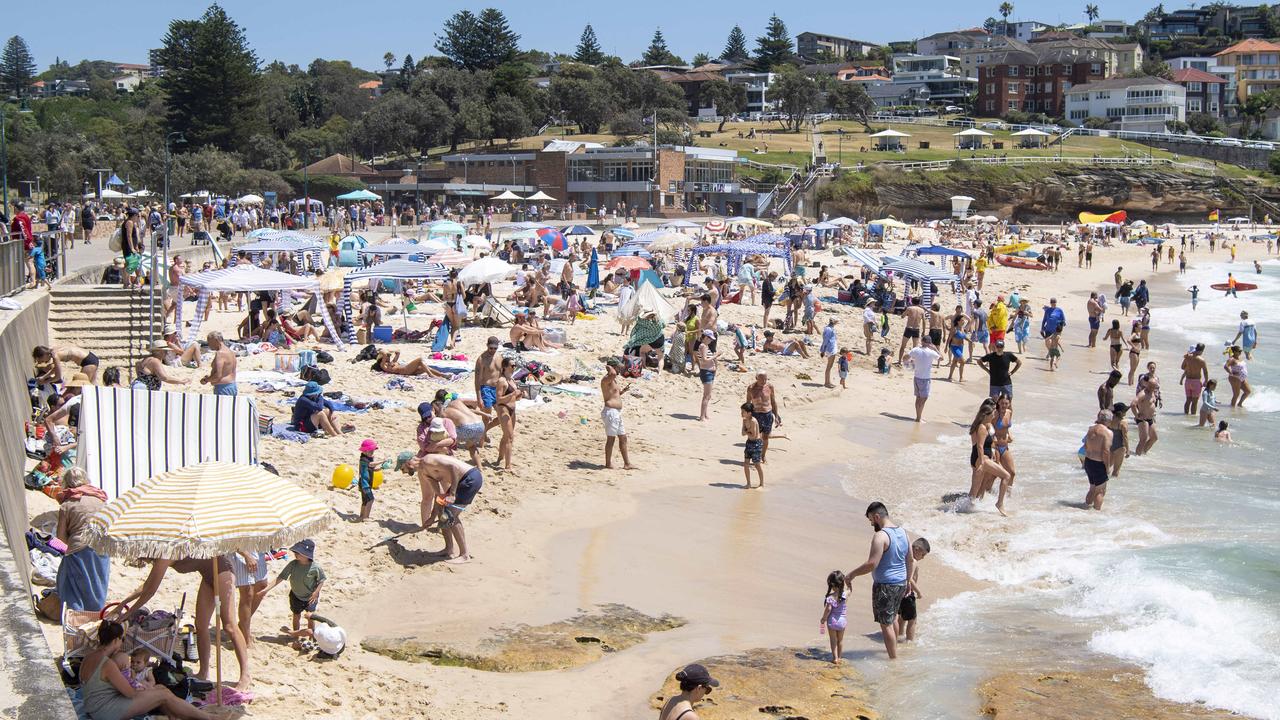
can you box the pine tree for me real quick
[722,26,749,63]
[753,14,795,71]
[436,10,483,70]
[575,24,605,65]
[157,5,262,152]
[1,35,37,98]
[642,28,676,66]
[477,8,521,69]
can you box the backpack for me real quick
[315,350,334,364]
[300,365,331,385]
[351,344,378,363]
[621,356,643,378]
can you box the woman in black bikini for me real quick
[968,399,1011,506]
[1103,319,1127,371]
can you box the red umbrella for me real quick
[606,256,652,271]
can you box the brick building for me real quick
[1172,67,1227,117]
[977,41,1109,118]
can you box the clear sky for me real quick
[8,1,1157,71]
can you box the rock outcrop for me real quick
[979,670,1243,718]
[819,165,1266,223]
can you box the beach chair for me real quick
[481,296,516,327]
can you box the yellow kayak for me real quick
[994,242,1030,254]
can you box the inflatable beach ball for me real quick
[331,464,355,490]
[371,470,384,489]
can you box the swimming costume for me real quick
[80,352,100,368]
[1089,316,1100,330]
[601,407,625,437]
[898,594,918,622]
[825,592,849,631]
[950,344,964,360]
[871,582,908,625]
[453,468,483,506]
[752,411,774,436]
[904,327,920,339]
[1084,458,1109,486]
[928,328,943,347]
[213,382,237,396]
[1136,417,1154,426]
[480,384,498,408]
[744,438,763,463]
[969,434,993,467]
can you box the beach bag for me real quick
[315,350,334,364]
[274,352,300,373]
[300,366,331,385]
[298,349,317,368]
[108,228,122,252]
[351,344,378,363]
[621,356,643,379]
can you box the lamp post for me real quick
[153,131,186,348]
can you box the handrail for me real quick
[877,155,1213,172]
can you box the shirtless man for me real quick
[398,453,483,564]
[199,332,237,396]
[704,278,720,308]
[559,254,575,297]
[473,336,504,412]
[1179,343,1209,415]
[1082,410,1114,510]
[434,390,492,466]
[926,303,946,367]
[897,298,925,363]
[33,345,101,385]
[600,359,635,469]
[698,294,719,338]
[1097,370,1122,410]
[1086,292,1103,348]
[746,372,781,462]
[1133,381,1160,456]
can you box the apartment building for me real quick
[976,41,1109,117]
[890,54,976,104]
[916,29,997,57]
[1214,38,1280,105]
[1065,76,1186,133]
[796,32,878,60]
[1172,67,1227,117]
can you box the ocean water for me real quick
[841,258,1280,719]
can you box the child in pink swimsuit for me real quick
[819,570,849,664]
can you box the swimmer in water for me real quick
[1214,421,1232,443]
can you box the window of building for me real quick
[986,82,996,94]
[1091,63,1103,74]
[1094,91,1110,100]
[1106,107,1125,118]
[1188,81,1202,92]
[1008,82,1019,94]
[1210,100,1219,113]
[986,100,995,112]
[1007,99,1019,110]
[1070,109,1088,119]
[1008,65,1019,76]
[1188,98,1202,112]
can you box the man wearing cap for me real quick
[845,502,914,659]
[658,663,719,720]
[200,332,237,396]
[977,340,1021,401]
[291,381,341,436]
[397,452,483,564]
[1180,343,1209,414]
[601,359,635,469]
[474,336,503,410]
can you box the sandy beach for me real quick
[26,224,1275,719]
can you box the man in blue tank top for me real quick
[845,501,913,658]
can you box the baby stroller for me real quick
[60,598,186,688]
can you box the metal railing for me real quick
[878,155,1208,172]
[0,229,69,296]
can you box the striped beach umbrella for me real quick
[430,249,473,267]
[85,461,334,560]
[704,218,727,233]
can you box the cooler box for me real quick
[371,325,394,343]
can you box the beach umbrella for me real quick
[430,249,472,267]
[563,225,597,237]
[458,257,515,285]
[460,234,492,250]
[611,228,637,242]
[490,190,523,201]
[537,227,569,252]
[419,237,454,252]
[658,219,700,231]
[587,248,600,290]
[647,233,695,251]
[85,461,334,703]
[703,218,727,233]
[607,256,652,271]
[612,245,653,258]
[525,190,556,202]
[778,213,805,224]
[621,221,641,230]
[426,220,467,237]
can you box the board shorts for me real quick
[872,582,908,625]
[990,384,1013,399]
[289,593,318,614]
[699,368,716,384]
[903,327,921,340]
[456,422,484,446]
[1084,458,1109,486]
[453,468,483,506]
[1184,379,1203,399]
[480,384,498,408]
[744,438,763,463]
[213,383,238,396]
[752,411,774,436]
[899,594,918,622]
[601,407,625,437]
[990,329,1005,343]
[928,329,943,347]
[913,377,931,399]
[1089,316,1101,330]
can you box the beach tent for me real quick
[683,241,793,285]
[336,189,381,201]
[340,260,450,342]
[870,128,910,150]
[491,190,523,201]
[178,264,344,348]
[358,241,435,265]
[953,128,992,149]
[234,234,325,274]
[741,232,793,247]
[868,218,909,237]
[1011,128,1050,148]
[843,248,887,273]
[882,255,961,307]
[906,243,971,259]
[236,194,264,204]
[287,198,325,211]
[76,387,260,501]
[525,190,557,202]
[616,279,678,328]
[636,269,664,289]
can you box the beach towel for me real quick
[77,386,260,500]
[432,318,452,352]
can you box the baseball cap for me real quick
[486,336,500,348]
[359,439,378,453]
[394,450,416,473]
[417,401,434,420]
[675,663,719,688]
[303,381,323,397]
[290,539,315,559]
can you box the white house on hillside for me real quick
[1066,76,1186,133]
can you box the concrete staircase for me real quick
[48,285,165,375]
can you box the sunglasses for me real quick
[700,684,714,694]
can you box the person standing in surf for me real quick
[1083,411,1114,510]
[845,502,913,659]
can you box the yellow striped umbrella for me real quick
[85,461,334,560]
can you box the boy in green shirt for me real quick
[260,539,325,635]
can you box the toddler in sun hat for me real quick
[356,439,381,521]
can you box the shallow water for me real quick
[840,257,1280,719]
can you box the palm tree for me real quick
[1086,4,1100,24]
[383,52,396,71]
[999,2,1015,35]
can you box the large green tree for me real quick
[700,78,747,130]
[642,29,682,66]
[476,9,521,69]
[753,15,795,71]
[575,24,605,65]
[771,66,818,132]
[436,8,521,71]
[722,25,750,63]
[827,82,875,130]
[1,35,37,98]
[157,4,262,152]
[550,64,613,134]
